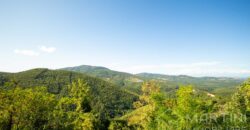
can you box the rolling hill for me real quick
[0,67,248,129]
[61,65,245,97]
[0,68,137,119]
[61,65,144,90]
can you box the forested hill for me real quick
[0,69,137,125]
[61,65,133,78]
[61,65,244,87]
[0,68,249,129]
[61,65,245,96]
[61,65,143,87]
[137,73,243,88]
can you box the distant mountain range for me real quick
[0,64,245,98]
[61,65,245,97]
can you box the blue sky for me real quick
[0,0,250,77]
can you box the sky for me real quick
[0,0,250,77]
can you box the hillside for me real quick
[0,68,248,129]
[61,65,144,89]
[61,65,244,97]
[136,73,243,88]
[0,69,137,120]
[109,79,250,129]
[61,65,133,81]
[137,73,244,96]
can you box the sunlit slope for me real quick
[0,68,138,117]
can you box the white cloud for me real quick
[14,49,40,56]
[39,46,56,53]
[14,46,56,57]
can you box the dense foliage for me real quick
[0,79,98,129]
[109,80,250,130]
[0,69,137,129]
[0,68,249,129]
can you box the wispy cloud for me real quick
[39,46,56,53]
[14,46,56,57]
[14,49,40,56]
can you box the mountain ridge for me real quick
[60,65,245,97]
[61,64,246,79]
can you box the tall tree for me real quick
[49,79,96,130]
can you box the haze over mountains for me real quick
[62,64,246,79]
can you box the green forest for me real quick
[0,67,249,130]
[1,0,249,129]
